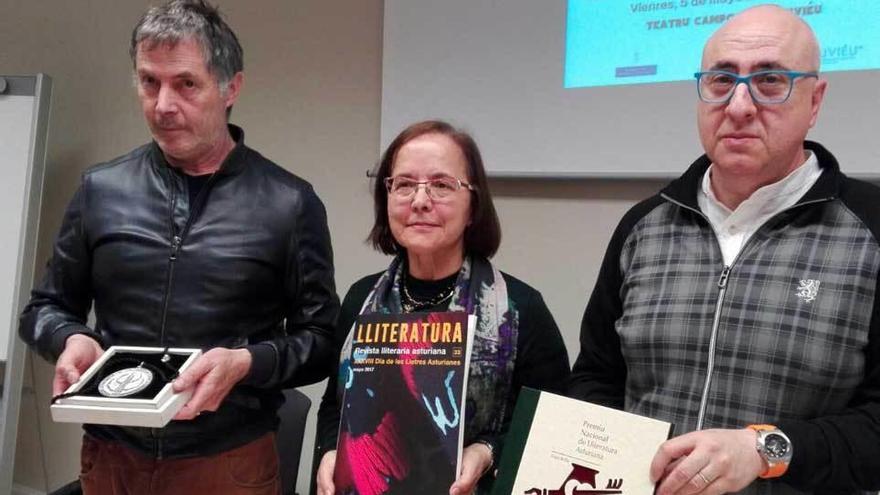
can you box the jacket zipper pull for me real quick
[717,265,731,289]
[169,235,182,261]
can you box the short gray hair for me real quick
[130,0,243,87]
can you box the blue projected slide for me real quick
[565,1,880,88]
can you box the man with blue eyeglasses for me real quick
[570,5,880,494]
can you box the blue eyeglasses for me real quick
[695,70,818,104]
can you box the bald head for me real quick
[696,4,828,210]
[703,5,820,72]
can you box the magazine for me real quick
[334,311,476,495]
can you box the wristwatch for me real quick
[747,424,792,478]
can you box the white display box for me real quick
[50,345,201,428]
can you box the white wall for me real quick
[1,1,668,493]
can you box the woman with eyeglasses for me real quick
[314,120,569,495]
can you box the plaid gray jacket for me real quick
[571,141,880,494]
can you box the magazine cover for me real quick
[333,311,476,495]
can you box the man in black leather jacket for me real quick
[18,1,338,492]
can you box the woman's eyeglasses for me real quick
[384,176,476,201]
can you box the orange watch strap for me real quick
[761,462,788,478]
[747,424,776,432]
[747,424,789,479]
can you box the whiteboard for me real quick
[0,74,51,495]
[0,96,34,361]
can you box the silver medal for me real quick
[98,365,154,398]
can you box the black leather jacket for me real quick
[20,126,339,458]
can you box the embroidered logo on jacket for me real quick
[796,279,820,303]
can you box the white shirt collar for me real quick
[698,150,822,264]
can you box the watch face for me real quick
[764,433,790,459]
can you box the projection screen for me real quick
[381,0,880,178]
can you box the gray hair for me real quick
[130,0,243,88]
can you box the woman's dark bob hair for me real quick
[367,120,502,258]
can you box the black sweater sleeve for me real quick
[567,197,665,408]
[567,240,628,409]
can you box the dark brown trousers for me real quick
[79,433,281,495]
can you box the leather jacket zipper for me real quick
[158,234,182,347]
[158,177,182,349]
[153,172,219,459]
[153,181,182,460]
[157,172,218,345]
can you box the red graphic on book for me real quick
[525,463,624,495]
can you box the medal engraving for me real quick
[98,366,154,397]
